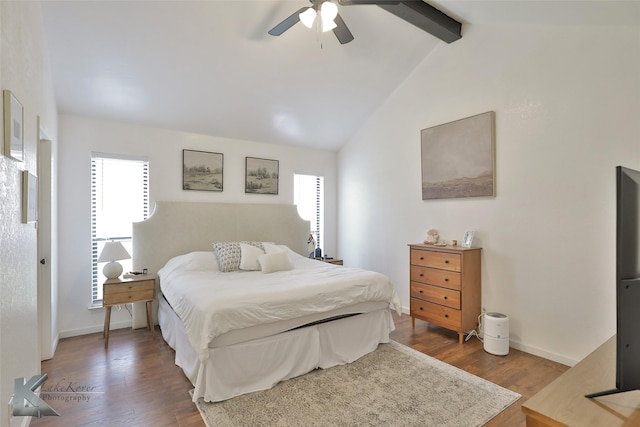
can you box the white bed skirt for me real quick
[158,297,396,402]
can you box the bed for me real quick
[132,202,401,402]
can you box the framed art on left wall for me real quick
[4,90,24,162]
[22,170,37,223]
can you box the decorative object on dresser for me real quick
[424,228,439,245]
[98,241,131,279]
[408,243,482,343]
[421,111,495,200]
[102,274,156,348]
[183,149,223,192]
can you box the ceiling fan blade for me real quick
[332,13,354,44]
[268,7,310,36]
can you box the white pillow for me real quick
[213,241,263,272]
[184,251,219,271]
[239,243,265,271]
[263,242,285,254]
[258,251,294,274]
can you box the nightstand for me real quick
[102,274,156,348]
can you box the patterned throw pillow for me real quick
[213,241,264,272]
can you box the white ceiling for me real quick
[40,1,640,151]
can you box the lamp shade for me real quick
[98,241,131,279]
[98,241,131,262]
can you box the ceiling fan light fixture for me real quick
[299,8,316,29]
[320,1,338,32]
[321,19,337,32]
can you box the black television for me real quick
[587,166,640,398]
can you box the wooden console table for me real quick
[522,335,640,426]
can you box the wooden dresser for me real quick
[408,244,482,343]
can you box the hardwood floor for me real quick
[32,313,568,426]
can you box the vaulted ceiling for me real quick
[40,1,640,151]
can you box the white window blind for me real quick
[294,174,324,256]
[91,153,149,306]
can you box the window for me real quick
[294,174,324,256]
[91,153,149,306]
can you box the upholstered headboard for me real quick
[132,202,310,275]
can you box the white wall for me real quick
[338,24,640,366]
[57,114,338,337]
[0,2,58,426]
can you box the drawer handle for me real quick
[420,256,424,260]
[445,260,449,264]
[444,278,449,282]
[419,307,423,311]
[444,296,448,300]
[419,290,423,294]
[419,273,424,277]
[444,314,449,318]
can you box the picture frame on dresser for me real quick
[462,230,474,248]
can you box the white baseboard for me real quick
[508,340,577,367]
[397,306,576,367]
[58,320,132,339]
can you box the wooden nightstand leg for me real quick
[458,332,464,344]
[146,301,153,332]
[104,306,112,348]
[411,316,415,328]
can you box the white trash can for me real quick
[483,312,509,356]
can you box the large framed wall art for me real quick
[421,111,495,200]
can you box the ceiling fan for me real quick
[268,0,463,45]
[268,0,354,45]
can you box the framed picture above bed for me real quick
[245,157,279,195]
[183,149,223,192]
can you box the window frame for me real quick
[294,173,324,255]
[90,153,149,307]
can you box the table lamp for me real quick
[98,241,131,279]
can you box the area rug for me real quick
[193,341,521,426]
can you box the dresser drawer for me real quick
[410,282,460,309]
[410,266,461,290]
[411,299,461,330]
[410,249,461,272]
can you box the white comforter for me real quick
[158,248,401,363]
